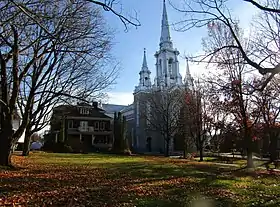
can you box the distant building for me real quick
[49,102,113,152]
[0,104,23,144]
[101,103,135,149]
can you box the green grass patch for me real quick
[0,152,279,206]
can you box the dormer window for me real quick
[80,108,90,115]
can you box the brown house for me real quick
[49,102,113,152]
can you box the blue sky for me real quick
[104,0,258,105]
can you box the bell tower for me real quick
[134,48,151,93]
[154,0,182,88]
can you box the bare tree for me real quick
[9,0,140,32]
[201,81,230,154]
[0,0,117,165]
[180,79,226,161]
[199,21,263,168]
[244,0,280,13]
[171,0,280,89]
[181,85,204,160]
[253,77,280,167]
[84,0,141,30]
[139,87,183,157]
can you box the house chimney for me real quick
[92,101,98,108]
[98,100,102,108]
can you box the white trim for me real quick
[67,116,111,121]
[136,101,140,127]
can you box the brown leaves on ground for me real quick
[0,152,280,207]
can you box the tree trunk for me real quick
[0,131,13,166]
[165,139,170,157]
[246,148,254,169]
[183,135,187,159]
[183,150,186,159]
[245,129,254,169]
[22,128,32,156]
[269,133,278,168]
[246,149,254,168]
[199,147,203,161]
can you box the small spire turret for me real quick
[134,48,151,93]
[142,48,148,69]
[184,58,194,90]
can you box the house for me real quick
[49,101,113,152]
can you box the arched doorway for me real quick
[146,137,152,152]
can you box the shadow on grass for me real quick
[1,153,280,206]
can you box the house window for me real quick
[68,120,73,129]
[80,108,90,115]
[94,122,99,130]
[100,122,105,131]
[106,136,110,144]
[80,121,88,130]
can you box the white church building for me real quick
[102,0,193,153]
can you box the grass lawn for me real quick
[194,156,280,169]
[0,152,280,206]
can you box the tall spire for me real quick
[184,58,194,89]
[142,48,148,69]
[160,0,172,48]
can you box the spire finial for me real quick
[142,48,148,69]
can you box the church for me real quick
[102,0,194,153]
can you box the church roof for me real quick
[101,104,127,113]
[120,104,134,112]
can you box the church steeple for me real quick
[184,58,194,90]
[134,48,151,93]
[154,0,182,88]
[142,48,148,70]
[160,0,172,49]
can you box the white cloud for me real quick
[107,92,134,105]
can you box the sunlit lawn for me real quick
[194,156,280,169]
[0,152,280,206]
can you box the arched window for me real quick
[168,58,173,74]
[143,77,148,86]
